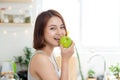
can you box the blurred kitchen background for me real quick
[0,0,120,80]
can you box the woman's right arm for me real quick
[60,42,75,80]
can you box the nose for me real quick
[56,28,63,35]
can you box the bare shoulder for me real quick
[31,52,50,65]
[29,51,51,73]
[29,51,59,80]
[29,51,53,79]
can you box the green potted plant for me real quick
[14,46,33,80]
[14,47,33,68]
[109,63,120,80]
[87,69,96,80]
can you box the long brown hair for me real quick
[33,9,67,50]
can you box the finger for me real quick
[60,44,64,50]
[69,41,75,48]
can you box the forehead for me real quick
[47,16,63,25]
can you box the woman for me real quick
[28,9,75,80]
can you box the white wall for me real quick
[0,0,39,61]
[0,26,33,60]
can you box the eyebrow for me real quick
[49,25,56,27]
[49,24,64,27]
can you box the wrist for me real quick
[62,58,69,63]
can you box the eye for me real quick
[50,26,56,30]
[60,25,65,29]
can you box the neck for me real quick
[42,46,54,56]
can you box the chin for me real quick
[54,44,59,47]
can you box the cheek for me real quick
[45,31,55,36]
[63,30,67,36]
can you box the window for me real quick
[41,0,120,52]
[80,0,120,51]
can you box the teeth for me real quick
[55,38,59,40]
[55,37,59,39]
[54,38,60,40]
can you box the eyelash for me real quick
[50,27,56,30]
[50,26,65,30]
[60,26,65,29]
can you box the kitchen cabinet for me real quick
[0,23,32,27]
[0,0,34,26]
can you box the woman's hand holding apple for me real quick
[59,36,75,61]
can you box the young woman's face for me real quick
[44,16,66,47]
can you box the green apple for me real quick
[59,36,72,48]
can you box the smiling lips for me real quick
[54,37,61,46]
[54,37,60,42]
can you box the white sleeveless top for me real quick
[28,50,60,80]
